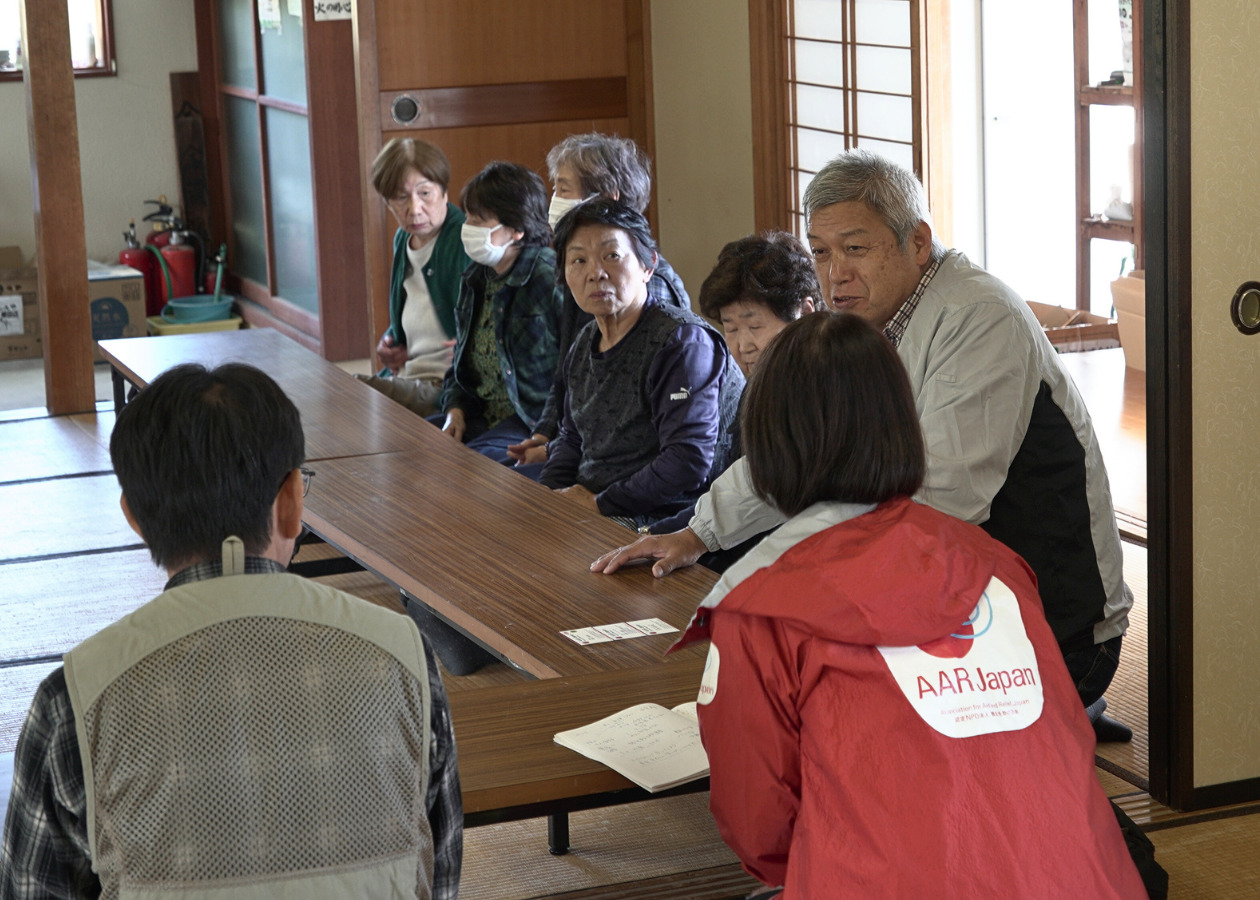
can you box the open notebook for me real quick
[553,701,708,793]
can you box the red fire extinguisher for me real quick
[141,197,201,304]
[143,197,176,251]
[119,219,164,317]
[159,229,197,302]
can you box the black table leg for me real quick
[547,812,569,855]
[110,367,126,414]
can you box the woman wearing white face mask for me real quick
[429,161,561,467]
[506,134,691,470]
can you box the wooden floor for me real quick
[4,350,1258,898]
[1057,347,1147,539]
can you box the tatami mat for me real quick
[0,549,164,660]
[0,359,116,414]
[459,793,741,900]
[0,416,112,483]
[1096,540,1149,789]
[1151,809,1260,899]
[1,474,139,562]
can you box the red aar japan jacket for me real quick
[674,497,1146,899]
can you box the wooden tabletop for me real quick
[302,447,717,679]
[451,653,707,818]
[97,330,431,461]
[97,329,717,678]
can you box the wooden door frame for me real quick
[746,0,1214,811]
[192,0,368,361]
[1143,0,1186,810]
[1142,0,1260,812]
[748,0,791,232]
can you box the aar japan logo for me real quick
[697,643,719,705]
[876,577,1043,738]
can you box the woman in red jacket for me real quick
[674,311,1146,899]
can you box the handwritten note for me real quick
[554,702,708,792]
[314,0,353,21]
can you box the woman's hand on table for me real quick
[590,528,707,578]
[441,408,466,442]
[376,333,408,374]
[555,484,600,512]
[507,434,550,465]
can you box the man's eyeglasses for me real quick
[280,467,316,498]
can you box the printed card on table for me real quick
[560,627,615,646]
[626,618,679,636]
[561,617,679,646]
[594,621,646,641]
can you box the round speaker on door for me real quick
[391,95,421,126]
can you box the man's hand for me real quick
[555,483,599,512]
[507,434,550,465]
[590,528,707,578]
[441,407,466,442]
[376,333,408,374]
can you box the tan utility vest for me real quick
[63,561,435,900]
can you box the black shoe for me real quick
[1094,712,1133,743]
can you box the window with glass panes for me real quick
[0,0,114,80]
[787,0,923,236]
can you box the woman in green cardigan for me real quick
[357,138,472,416]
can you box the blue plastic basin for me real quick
[161,294,235,323]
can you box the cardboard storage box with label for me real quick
[0,248,146,362]
[0,246,39,361]
[86,260,146,360]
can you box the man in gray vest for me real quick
[1,363,460,899]
[594,150,1133,744]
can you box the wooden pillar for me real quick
[352,0,389,373]
[20,0,95,414]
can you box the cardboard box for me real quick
[0,249,40,361]
[0,249,146,362]
[86,260,146,361]
[1026,301,1121,353]
[1111,270,1145,371]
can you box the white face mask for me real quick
[548,193,591,230]
[461,222,509,267]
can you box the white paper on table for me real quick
[626,617,679,636]
[594,621,647,641]
[561,626,615,645]
[553,702,709,792]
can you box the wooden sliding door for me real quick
[354,0,655,367]
[195,0,367,361]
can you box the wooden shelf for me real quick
[1081,216,1136,242]
[1074,0,1143,311]
[1080,84,1136,106]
